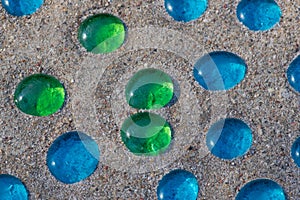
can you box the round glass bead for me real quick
[14,74,65,116]
[47,131,100,184]
[236,0,281,31]
[1,0,43,16]
[193,51,247,91]
[125,68,174,109]
[78,13,126,54]
[164,0,207,22]
[206,118,252,160]
[0,174,28,200]
[291,136,300,167]
[120,112,172,156]
[236,179,286,200]
[157,169,198,200]
[287,55,300,93]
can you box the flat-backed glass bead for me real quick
[1,0,43,16]
[291,136,300,167]
[78,13,126,54]
[125,68,174,109]
[0,174,28,200]
[206,118,252,160]
[236,179,286,200]
[157,169,198,200]
[287,55,300,93]
[164,0,207,22]
[193,51,247,91]
[14,74,65,116]
[237,0,281,31]
[120,112,172,156]
[47,131,100,184]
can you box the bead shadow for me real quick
[23,179,30,200]
[165,78,181,108]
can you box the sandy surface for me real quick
[0,0,299,199]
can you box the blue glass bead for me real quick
[287,55,300,93]
[1,0,43,16]
[157,169,198,200]
[206,118,252,160]
[291,136,300,167]
[47,131,100,184]
[193,51,247,91]
[164,0,207,22]
[236,179,286,200]
[0,174,28,200]
[236,0,281,31]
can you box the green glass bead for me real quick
[121,112,172,156]
[14,74,65,116]
[125,68,174,109]
[78,13,126,54]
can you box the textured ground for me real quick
[0,0,299,199]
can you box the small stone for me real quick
[78,13,126,54]
[291,136,300,167]
[236,179,286,200]
[14,74,65,116]
[164,0,207,22]
[120,112,172,156]
[0,174,28,200]
[193,51,247,91]
[206,118,252,160]
[47,131,100,184]
[1,0,43,16]
[125,68,174,109]
[287,55,300,93]
[157,169,198,200]
[236,0,281,31]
